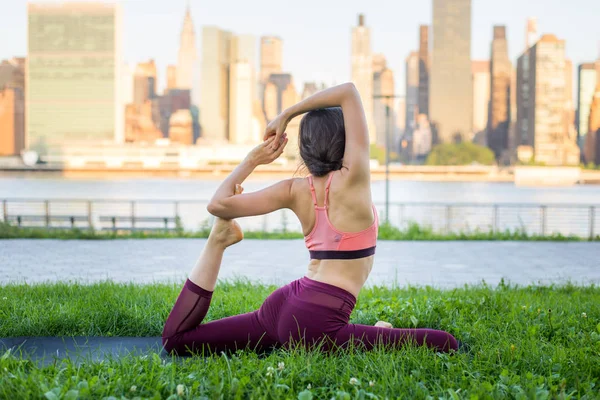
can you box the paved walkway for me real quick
[1,239,599,287]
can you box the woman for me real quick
[162,83,458,355]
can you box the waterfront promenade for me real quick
[2,239,599,287]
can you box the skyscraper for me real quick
[260,36,282,84]
[176,5,197,90]
[471,60,490,145]
[27,2,122,152]
[584,85,600,165]
[200,26,232,142]
[525,17,539,50]
[133,60,157,105]
[488,26,512,158]
[0,58,25,156]
[405,52,419,134]
[351,14,375,144]
[430,0,473,143]
[418,25,430,118]
[229,35,257,145]
[373,56,395,147]
[0,87,25,156]
[167,65,177,90]
[516,34,580,165]
[577,63,597,143]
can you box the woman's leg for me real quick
[333,324,458,353]
[162,217,280,355]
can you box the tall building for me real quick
[169,109,193,145]
[577,63,597,144]
[430,0,473,143]
[260,36,282,84]
[525,17,539,50]
[176,6,197,90]
[200,26,232,142]
[584,85,600,165]
[133,60,157,105]
[0,87,25,156]
[471,60,490,145]
[373,56,395,147]
[0,58,25,156]
[0,58,25,89]
[351,14,375,144]
[516,34,580,165]
[564,60,577,146]
[167,65,177,90]
[405,51,419,133]
[229,35,256,145]
[27,3,122,152]
[418,25,430,118]
[488,26,511,158]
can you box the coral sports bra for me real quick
[304,172,379,260]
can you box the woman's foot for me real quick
[374,321,393,329]
[210,218,243,249]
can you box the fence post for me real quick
[492,205,499,233]
[111,217,116,233]
[445,205,451,234]
[590,206,595,240]
[87,201,93,229]
[262,215,268,232]
[3,200,7,223]
[397,204,404,230]
[540,205,547,236]
[70,216,75,228]
[281,211,288,233]
[131,201,136,229]
[17,215,22,227]
[174,201,179,220]
[45,200,50,227]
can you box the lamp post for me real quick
[373,94,405,224]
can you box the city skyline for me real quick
[2,0,599,97]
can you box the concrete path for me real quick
[1,239,599,287]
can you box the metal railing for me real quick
[1,198,598,238]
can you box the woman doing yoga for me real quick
[162,83,458,355]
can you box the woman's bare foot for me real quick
[209,218,243,249]
[375,321,393,329]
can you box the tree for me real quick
[425,142,496,166]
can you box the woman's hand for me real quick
[263,112,290,147]
[246,134,288,166]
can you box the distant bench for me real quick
[6,215,90,228]
[99,216,178,232]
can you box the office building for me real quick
[472,60,490,145]
[405,51,419,133]
[167,65,177,90]
[351,14,375,143]
[28,3,123,146]
[260,36,282,84]
[418,25,430,117]
[525,17,539,50]
[373,56,395,147]
[430,0,473,142]
[176,6,197,90]
[488,26,511,157]
[27,2,122,152]
[585,85,600,164]
[516,34,580,165]
[200,26,232,142]
[577,63,597,144]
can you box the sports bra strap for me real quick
[307,175,318,206]
[324,172,334,207]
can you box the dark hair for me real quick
[298,107,346,177]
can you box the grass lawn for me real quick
[1,282,599,398]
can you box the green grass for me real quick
[1,281,600,398]
[2,221,597,241]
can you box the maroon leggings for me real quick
[162,277,458,355]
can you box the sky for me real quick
[1,0,599,96]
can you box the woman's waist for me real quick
[305,258,373,299]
